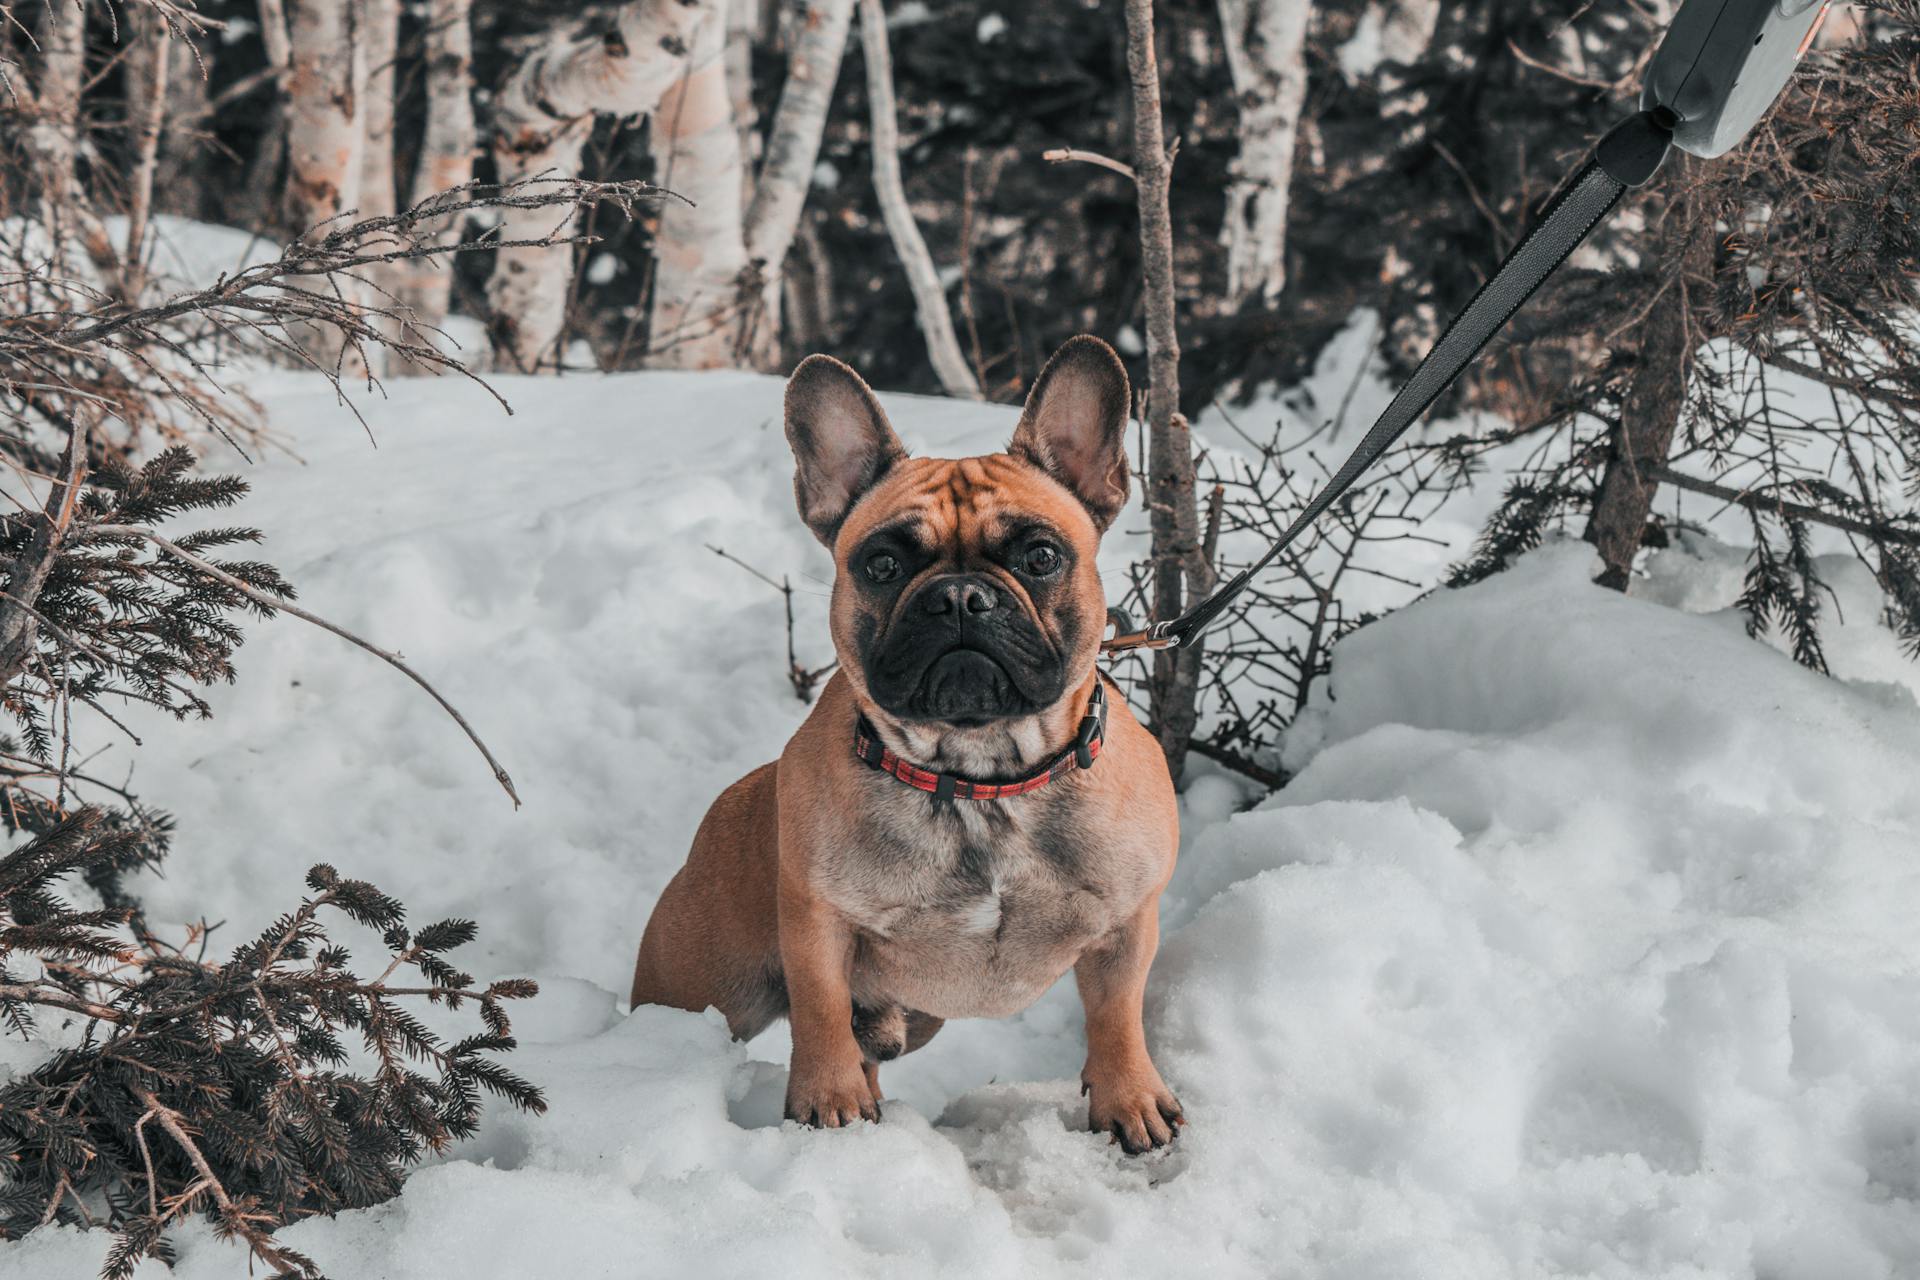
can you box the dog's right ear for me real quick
[785,355,907,547]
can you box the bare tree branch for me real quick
[857,0,981,399]
[89,525,521,806]
[1042,147,1138,183]
[1647,463,1920,546]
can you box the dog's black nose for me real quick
[922,576,998,616]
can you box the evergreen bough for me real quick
[0,445,546,1279]
[1,828,542,1280]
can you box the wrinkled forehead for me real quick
[836,454,1095,560]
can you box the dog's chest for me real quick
[814,791,1155,1020]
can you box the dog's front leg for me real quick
[1075,898,1182,1153]
[778,873,880,1128]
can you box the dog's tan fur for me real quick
[632,338,1182,1152]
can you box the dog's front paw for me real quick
[786,1055,882,1129]
[1082,1061,1183,1155]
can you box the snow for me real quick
[584,252,620,285]
[6,333,1920,1274]
[888,0,936,30]
[107,212,283,284]
[1338,7,1389,80]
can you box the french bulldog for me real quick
[631,336,1182,1153]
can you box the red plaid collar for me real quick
[854,681,1108,801]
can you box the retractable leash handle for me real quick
[1104,0,1837,657]
[1646,0,1838,158]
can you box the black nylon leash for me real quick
[1105,109,1677,655]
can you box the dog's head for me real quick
[786,337,1129,730]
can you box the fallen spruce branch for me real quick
[0,818,545,1280]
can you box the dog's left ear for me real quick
[1008,336,1131,532]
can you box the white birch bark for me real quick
[24,1,119,277]
[357,0,401,361]
[857,0,979,398]
[394,0,477,336]
[485,0,712,372]
[1217,0,1311,307]
[26,3,86,207]
[283,0,368,367]
[737,0,855,363]
[646,6,749,369]
[726,0,763,198]
[122,6,173,299]
[257,0,294,75]
[360,0,399,222]
[281,0,366,240]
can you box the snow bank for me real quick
[6,366,1920,1278]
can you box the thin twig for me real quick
[705,543,785,591]
[1041,146,1138,183]
[90,525,520,806]
[706,545,835,701]
[1201,483,1226,574]
[133,1110,160,1219]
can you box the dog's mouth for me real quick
[861,603,1069,726]
[904,647,1027,725]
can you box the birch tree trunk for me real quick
[1126,0,1209,780]
[394,0,477,339]
[645,7,750,369]
[357,0,401,363]
[857,0,980,399]
[26,3,86,211]
[257,0,294,76]
[1216,0,1311,307]
[281,0,366,240]
[360,0,399,222]
[737,0,856,366]
[485,0,711,372]
[122,6,173,300]
[726,0,762,198]
[282,0,368,367]
[24,1,120,277]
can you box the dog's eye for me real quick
[864,553,902,584]
[1025,543,1062,576]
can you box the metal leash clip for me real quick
[1101,610,1180,655]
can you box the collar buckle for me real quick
[1073,682,1107,770]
